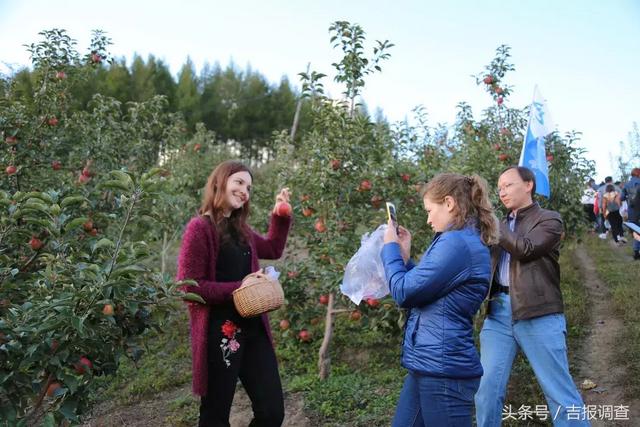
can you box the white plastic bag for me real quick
[264,266,280,281]
[340,224,389,305]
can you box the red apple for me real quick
[5,136,17,145]
[298,329,311,342]
[275,202,292,217]
[546,154,554,162]
[83,220,93,232]
[46,382,62,397]
[74,356,93,374]
[29,236,43,251]
[330,159,341,170]
[91,53,102,63]
[483,75,494,84]
[193,143,201,152]
[47,117,58,126]
[497,96,504,105]
[55,71,66,80]
[359,179,372,191]
[279,319,290,331]
[370,195,383,209]
[82,167,92,177]
[350,310,362,321]
[5,165,17,175]
[314,218,327,233]
[495,87,504,95]
[401,173,410,183]
[302,207,314,217]
[102,304,114,316]
[498,153,509,162]
[319,294,329,305]
[51,160,62,170]
[90,228,98,237]
[366,298,380,308]
[78,174,91,184]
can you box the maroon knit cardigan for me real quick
[176,213,292,396]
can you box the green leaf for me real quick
[110,170,134,186]
[64,217,89,232]
[92,238,114,252]
[59,397,78,420]
[182,292,206,304]
[60,196,87,208]
[110,264,147,279]
[42,412,55,427]
[99,180,131,192]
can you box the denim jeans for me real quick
[475,293,589,426]
[393,373,480,426]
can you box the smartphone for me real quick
[386,202,399,233]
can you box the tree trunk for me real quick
[318,292,335,380]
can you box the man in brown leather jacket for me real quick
[475,166,589,426]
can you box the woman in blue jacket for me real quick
[382,173,498,426]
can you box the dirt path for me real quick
[82,384,310,426]
[574,245,640,426]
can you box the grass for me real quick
[583,235,640,397]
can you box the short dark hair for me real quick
[501,165,536,195]
[606,184,615,192]
[604,176,613,183]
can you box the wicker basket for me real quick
[233,271,284,317]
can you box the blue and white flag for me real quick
[519,85,555,197]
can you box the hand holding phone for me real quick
[386,202,399,233]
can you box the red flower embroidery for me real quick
[221,320,237,339]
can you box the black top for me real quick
[216,236,252,282]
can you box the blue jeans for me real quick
[475,293,589,426]
[393,373,480,426]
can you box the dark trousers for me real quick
[607,211,623,242]
[199,307,284,427]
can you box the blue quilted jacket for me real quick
[381,226,490,378]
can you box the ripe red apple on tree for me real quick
[46,382,62,397]
[47,117,59,126]
[358,179,372,191]
[279,319,290,331]
[5,136,17,145]
[193,143,201,152]
[546,155,554,162]
[366,298,380,308]
[74,356,93,374]
[82,166,93,177]
[494,87,504,95]
[401,173,411,183]
[83,220,93,232]
[275,202,292,217]
[102,304,114,316]
[330,159,341,170]
[298,329,311,342]
[55,71,66,79]
[5,165,17,175]
[314,218,327,233]
[319,294,329,305]
[29,236,43,251]
[350,310,362,321]
[498,153,509,162]
[497,96,504,105]
[483,75,494,84]
[51,160,62,170]
[302,207,314,217]
[78,174,91,184]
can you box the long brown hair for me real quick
[199,160,253,244]
[422,173,499,245]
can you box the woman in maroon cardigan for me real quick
[176,160,292,426]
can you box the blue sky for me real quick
[1,0,638,180]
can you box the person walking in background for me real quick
[597,177,619,239]
[581,180,597,231]
[382,173,498,426]
[475,166,589,427]
[176,160,292,427]
[622,167,640,259]
[602,184,625,245]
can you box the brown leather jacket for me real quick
[487,202,564,320]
